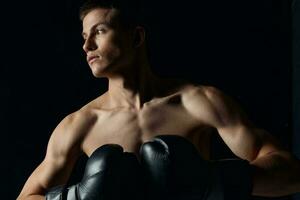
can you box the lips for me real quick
[87,55,100,64]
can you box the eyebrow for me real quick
[82,22,111,38]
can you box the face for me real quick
[82,8,135,77]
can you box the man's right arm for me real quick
[17,111,92,200]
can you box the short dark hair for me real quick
[79,0,144,28]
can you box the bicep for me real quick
[206,88,284,161]
[18,152,78,198]
[217,124,284,161]
[185,86,284,161]
[204,88,285,161]
[18,115,83,198]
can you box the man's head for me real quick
[80,0,147,78]
[80,0,144,29]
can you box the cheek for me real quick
[98,37,123,61]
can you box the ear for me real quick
[133,26,146,48]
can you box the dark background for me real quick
[0,0,297,199]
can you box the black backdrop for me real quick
[293,1,300,200]
[0,0,294,199]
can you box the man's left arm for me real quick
[184,86,300,197]
[219,124,300,197]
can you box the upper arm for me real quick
[17,112,89,199]
[183,86,285,161]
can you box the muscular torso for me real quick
[80,85,214,160]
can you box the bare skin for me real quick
[17,7,300,200]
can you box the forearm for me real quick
[250,151,300,197]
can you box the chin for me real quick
[93,73,107,78]
[90,60,122,78]
[89,63,107,77]
[91,68,107,78]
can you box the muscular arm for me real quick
[218,124,300,197]
[17,111,93,200]
[183,86,300,197]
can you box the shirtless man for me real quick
[17,0,300,199]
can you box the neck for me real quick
[107,59,161,110]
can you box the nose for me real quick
[83,36,97,53]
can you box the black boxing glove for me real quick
[140,135,253,200]
[46,144,145,200]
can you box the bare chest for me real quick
[82,98,212,158]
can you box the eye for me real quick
[96,28,106,34]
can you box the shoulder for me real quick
[47,109,97,158]
[60,93,107,130]
[62,92,109,134]
[181,84,223,98]
[55,108,97,135]
[181,85,224,108]
[181,85,245,126]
